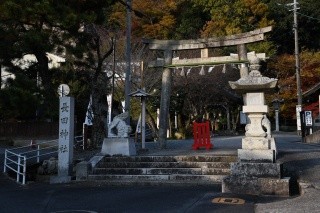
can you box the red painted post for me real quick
[192,121,213,150]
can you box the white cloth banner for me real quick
[136,114,141,133]
[84,95,93,126]
[107,94,112,124]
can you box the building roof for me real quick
[303,82,320,98]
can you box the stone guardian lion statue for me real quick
[108,112,132,138]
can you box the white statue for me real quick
[108,112,132,138]
[262,115,271,138]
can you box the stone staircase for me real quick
[87,155,237,185]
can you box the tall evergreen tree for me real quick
[0,0,115,120]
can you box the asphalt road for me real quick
[0,179,263,213]
[0,133,314,213]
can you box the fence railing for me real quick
[3,139,58,184]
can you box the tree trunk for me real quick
[87,32,114,148]
[146,108,159,140]
[34,51,55,119]
[91,72,109,148]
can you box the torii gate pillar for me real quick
[158,50,172,149]
[238,44,249,77]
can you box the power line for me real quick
[277,1,320,22]
[297,12,320,22]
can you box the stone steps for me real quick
[87,155,237,185]
[100,156,237,163]
[97,162,231,169]
[92,167,230,175]
[88,174,227,185]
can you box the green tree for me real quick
[192,0,273,37]
[0,0,118,146]
[264,0,320,54]
[190,0,276,56]
[0,73,39,120]
[0,0,115,121]
[173,0,211,39]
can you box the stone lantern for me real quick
[272,99,284,132]
[223,55,291,196]
[129,89,150,150]
[229,56,277,162]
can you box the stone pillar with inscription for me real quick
[223,55,291,196]
[51,96,74,183]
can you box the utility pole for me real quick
[125,0,132,124]
[294,0,302,105]
[292,0,303,134]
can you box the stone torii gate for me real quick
[143,26,272,149]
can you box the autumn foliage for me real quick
[268,51,320,119]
